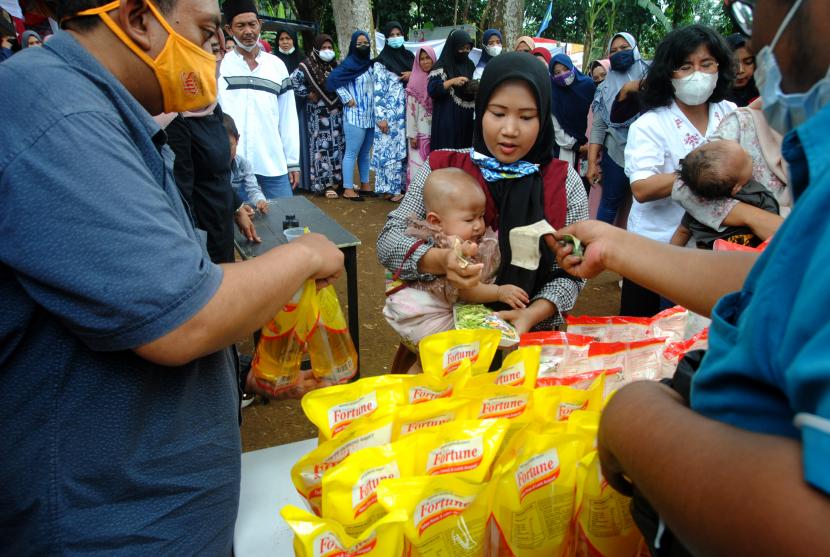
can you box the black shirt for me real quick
[167,105,242,264]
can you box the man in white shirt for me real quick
[219,0,299,198]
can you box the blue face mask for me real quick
[755,0,830,134]
[387,36,405,49]
[609,49,635,72]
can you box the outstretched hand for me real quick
[547,220,618,279]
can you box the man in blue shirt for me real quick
[0,0,342,553]
[550,0,830,553]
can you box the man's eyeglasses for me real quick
[725,0,755,37]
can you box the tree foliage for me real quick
[272,0,734,60]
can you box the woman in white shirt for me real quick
[622,24,736,316]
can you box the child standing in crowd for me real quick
[383,168,527,351]
[671,140,781,249]
[372,21,414,203]
[223,114,268,214]
[406,45,436,185]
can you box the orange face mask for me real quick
[76,0,217,113]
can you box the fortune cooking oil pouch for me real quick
[281,505,406,557]
[490,426,588,557]
[291,416,395,515]
[394,397,469,438]
[320,436,416,537]
[419,329,502,379]
[466,346,541,389]
[301,375,406,441]
[412,419,509,483]
[376,475,493,557]
[251,278,317,396]
[574,451,645,557]
[533,376,605,423]
[399,366,471,404]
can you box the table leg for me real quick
[343,246,360,379]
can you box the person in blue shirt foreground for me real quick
[551,0,830,554]
[0,0,342,553]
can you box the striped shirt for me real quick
[336,67,375,129]
[376,149,588,329]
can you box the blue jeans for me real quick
[255,173,293,199]
[343,122,374,190]
[596,151,630,224]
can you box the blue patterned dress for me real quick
[371,63,408,195]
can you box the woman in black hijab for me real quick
[378,52,588,333]
[427,29,476,151]
[275,28,304,73]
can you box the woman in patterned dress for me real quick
[372,21,414,202]
[291,34,344,198]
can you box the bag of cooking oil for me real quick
[301,374,407,441]
[490,424,589,557]
[251,278,317,396]
[466,346,541,389]
[291,415,395,515]
[573,451,645,557]
[419,329,502,379]
[399,365,472,404]
[532,375,605,423]
[376,475,493,557]
[281,504,406,557]
[320,436,417,537]
[412,419,509,483]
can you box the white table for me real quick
[234,438,317,556]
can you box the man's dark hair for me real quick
[677,144,734,199]
[222,113,239,139]
[640,24,736,111]
[49,0,175,32]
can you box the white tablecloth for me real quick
[233,438,317,556]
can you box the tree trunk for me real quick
[331,0,373,59]
[462,0,472,24]
[488,0,525,50]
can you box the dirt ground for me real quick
[239,193,621,452]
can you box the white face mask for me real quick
[755,0,830,134]
[318,49,335,62]
[279,46,295,55]
[485,44,503,57]
[233,34,260,53]
[672,71,718,106]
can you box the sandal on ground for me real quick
[342,190,364,202]
[324,188,339,199]
[389,194,404,203]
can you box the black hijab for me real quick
[432,29,475,81]
[473,52,558,301]
[375,21,415,76]
[275,28,304,74]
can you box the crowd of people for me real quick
[2,0,829,554]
